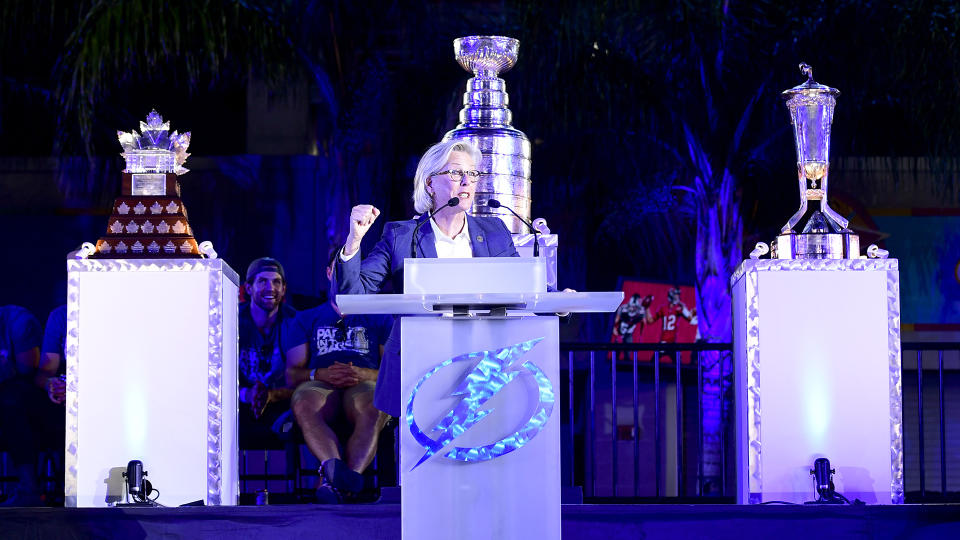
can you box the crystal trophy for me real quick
[91,110,202,258]
[771,64,859,259]
[443,36,532,233]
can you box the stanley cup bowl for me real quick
[454,36,519,77]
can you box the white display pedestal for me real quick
[339,284,621,540]
[731,258,903,504]
[65,258,239,508]
[402,316,560,540]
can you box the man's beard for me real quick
[253,295,280,313]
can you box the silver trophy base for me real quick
[771,232,860,260]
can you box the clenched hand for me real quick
[343,205,380,257]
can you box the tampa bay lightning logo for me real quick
[406,338,554,470]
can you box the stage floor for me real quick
[1,503,959,539]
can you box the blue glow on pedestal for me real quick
[406,337,554,470]
[124,384,149,450]
[803,386,830,445]
[799,343,831,445]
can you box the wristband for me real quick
[310,369,317,382]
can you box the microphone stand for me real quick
[486,200,540,257]
[410,197,460,259]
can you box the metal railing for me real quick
[560,342,734,502]
[902,341,960,503]
[560,341,959,503]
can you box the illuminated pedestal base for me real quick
[731,258,903,504]
[338,281,622,540]
[400,317,560,540]
[65,259,239,507]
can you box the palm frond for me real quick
[52,0,301,155]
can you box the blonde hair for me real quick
[412,139,482,214]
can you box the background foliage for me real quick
[2,0,959,333]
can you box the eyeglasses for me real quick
[430,169,482,184]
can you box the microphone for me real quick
[410,197,460,258]
[486,199,540,257]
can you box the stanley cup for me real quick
[443,36,532,233]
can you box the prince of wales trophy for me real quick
[771,63,859,259]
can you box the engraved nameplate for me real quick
[131,174,166,196]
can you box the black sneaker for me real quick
[320,458,365,495]
[314,483,342,504]
[315,464,340,503]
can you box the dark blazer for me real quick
[332,212,519,417]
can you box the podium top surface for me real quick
[336,291,624,315]
[731,258,899,287]
[404,257,547,294]
[67,258,240,285]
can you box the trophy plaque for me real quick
[443,36,532,233]
[92,110,201,258]
[772,64,859,259]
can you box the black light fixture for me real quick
[119,459,157,506]
[806,457,846,504]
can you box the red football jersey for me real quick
[653,303,691,343]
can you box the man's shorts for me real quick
[292,379,377,404]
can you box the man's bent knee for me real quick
[343,382,379,419]
[292,381,335,417]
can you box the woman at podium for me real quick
[331,139,518,417]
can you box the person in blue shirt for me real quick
[34,304,68,503]
[238,258,297,447]
[0,305,43,506]
[286,253,392,502]
[39,304,67,404]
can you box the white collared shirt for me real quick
[429,216,473,258]
[340,216,474,262]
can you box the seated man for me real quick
[286,255,392,503]
[0,304,43,506]
[38,304,67,406]
[34,304,68,502]
[238,258,298,447]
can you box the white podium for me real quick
[338,259,621,540]
[731,258,903,504]
[65,258,239,507]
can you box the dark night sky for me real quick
[1,1,959,329]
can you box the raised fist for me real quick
[344,204,380,256]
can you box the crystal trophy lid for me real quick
[781,63,840,99]
[454,36,519,78]
[118,110,192,175]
